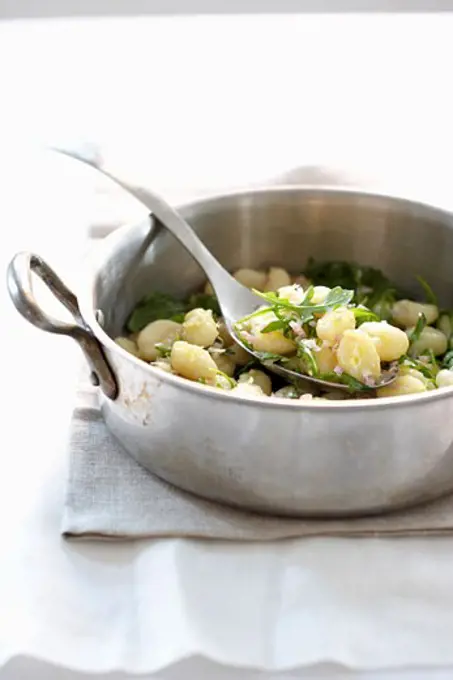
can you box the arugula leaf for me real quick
[187,293,221,316]
[353,306,380,325]
[304,258,399,319]
[296,343,319,377]
[417,276,438,306]
[369,289,397,322]
[254,351,283,362]
[253,285,353,315]
[337,373,373,392]
[320,371,372,392]
[304,259,362,291]
[323,286,354,308]
[443,350,453,370]
[216,370,236,388]
[408,313,427,346]
[235,359,259,376]
[127,292,186,333]
[400,355,438,382]
[127,289,222,334]
[155,343,172,358]
[261,319,287,333]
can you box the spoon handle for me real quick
[51,148,235,293]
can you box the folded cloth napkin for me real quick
[63,373,453,540]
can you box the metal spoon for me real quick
[51,147,396,393]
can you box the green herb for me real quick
[417,275,438,306]
[408,313,427,346]
[321,371,372,392]
[127,289,222,334]
[235,360,259,376]
[304,258,400,320]
[443,350,453,370]
[216,370,236,388]
[252,285,353,318]
[400,355,437,382]
[155,343,172,358]
[254,351,283,362]
[352,306,380,325]
[187,293,221,316]
[369,290,397,322]
[304,259,363,291]
[261,319,287,333]
[426,349,438,368]
[323,286,355,308]
[296,343,319,377]
[127,292,187,333]
[337,373,373,392]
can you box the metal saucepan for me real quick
[7,187,453,517]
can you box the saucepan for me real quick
[7,187,453,517]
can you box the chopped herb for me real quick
[296,342,319,377]
[261,319,287,333]
[127,292,187,333]
[155,343,172,358]
[252,285,353,318]
[416,275,438,306]
[187,293,221,316]
[235,360,259,377]
[216,370,236,388]
[304,258,400,320]
[352,306,380,325]
[127,289,221,334]
[320,371,373,392]
[408,313,427,347]
[400,355,437,381]
[443,350,453,370]
[254,351,283,362]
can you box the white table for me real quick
[2,13,453,679]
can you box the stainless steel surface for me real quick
[8,186,453,517]
[54,149,377,392]
[6,252,117,399]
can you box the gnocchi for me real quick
[137,320,181,361]
[436,369,453,388]
[360,321,409,362]
[408,326,448,357]
[171,341,218,383]
[392,300,439,328]
[121,260,453,402]
[233,268,267,291]
[212,352,236,377]
[337,329,381,383]
[316,307,356,346]
[114,337,140,357]
[377,374,427,398]
[264,267,291,291]
[182,308,218,347]
[238,369,272,396]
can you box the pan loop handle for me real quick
[7,252,118,400]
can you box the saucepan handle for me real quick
[6,252,118,400]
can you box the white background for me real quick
[2,9,453,680]
[2,1,453,19]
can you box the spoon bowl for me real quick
[51,147,397,394]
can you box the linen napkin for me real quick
[62,373,453,540]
